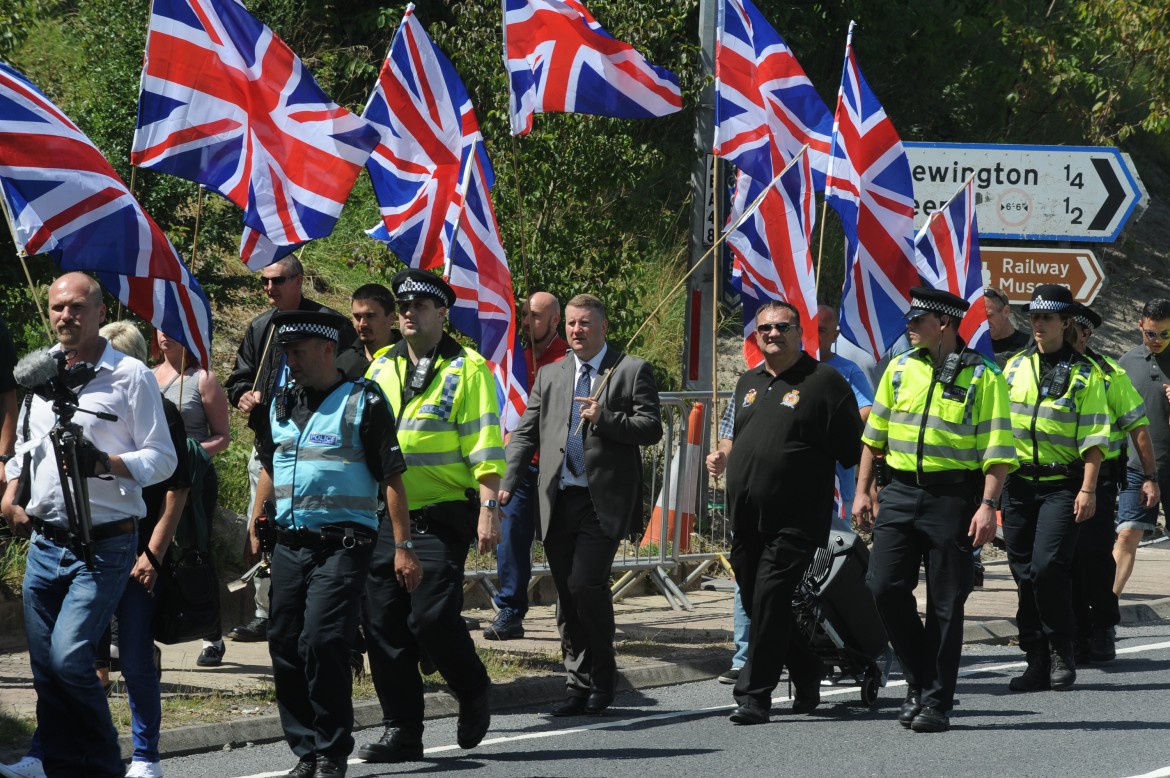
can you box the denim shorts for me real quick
[1116,467,1169,533]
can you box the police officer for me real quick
[359,269,504,763]
[245,310,408,778]
[1067,303,1157,662]
[856,287,1016,733]
[1001,284,1111,693]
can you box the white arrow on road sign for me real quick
[905,142,1144,242]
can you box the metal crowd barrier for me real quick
[465,390,736,613]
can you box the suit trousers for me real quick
[1072,479,1121,635]
[365,523,489,729]
[729,525,821,710]
[268,541,372,761]
[544,486,622,696]
[1002,477,1081,649]
[866,478,978,713]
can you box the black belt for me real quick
[890,469,979,488]
[276,525,376,550]
[31,517,136,547]
[409,499,474,534]
[1017,463,1082,479]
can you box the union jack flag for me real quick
[364,5,527,430]
[0,61,213,367]
[728,148,820,368]
[714,0,832,189]
[504,0,682,136]
[131,0,380,267]
[914,178,991,357]
[825,21,918,362]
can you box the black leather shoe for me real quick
[1008,648,1050,692]
[228,616,268,642]
[286,758,316,778]
[457,685,491,749]
[729,702,769,725]
[910,706,950,733]
[314,757,347,777]
[1089,628,1116,663]
[585,690,615,714]
[1049,643,1077,690]
[550,696,589,717]
[356,727,423,763]
[898,687,922,728]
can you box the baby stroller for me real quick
[791,530,893,706]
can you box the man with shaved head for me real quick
[484,291,568,641]
[2,273,177,777]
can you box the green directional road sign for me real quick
[904,142,1145,242]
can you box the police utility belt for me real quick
[276,524,376,550]
[889,469,980,488]
[31,516,137,548]
[1016,462,1084,480]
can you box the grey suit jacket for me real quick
[503,347,662,540]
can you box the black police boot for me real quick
[1049,641,1077,690]
[457,684,491,749]
[1089,628,1116,663]
[1008,647,1050,692]
[898,687,922,728]
[314,756,347,777]
[286,757,316,778]
[357,726,424,763]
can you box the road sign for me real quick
[982,246,1103,305]
[904,142,1144,242]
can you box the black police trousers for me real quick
[729,524,821,709]
[268,541,373,761]
[364,521,489,730]
[1002,476,1081,649]
[866,478,978,713]
[1072,479,1121,635]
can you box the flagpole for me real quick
[574,148,807,434]
[709,156,721,460]
[190,185,205,274]
[0,193,53,341]
[443,151,477,281]
[814,196,829,296]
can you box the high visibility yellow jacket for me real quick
[862,347,1017,474]
[1002,347,1111,479]
[366,335,505,510]
[1083,348,1148,461]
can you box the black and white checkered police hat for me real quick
[272,310,347,345]
[1070,302,1102,331]
[905,286,970,321]
[392,268,456,308]
[1026,284,1074,314]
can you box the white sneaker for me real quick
[124,760,163,778]
[0,756,47,778]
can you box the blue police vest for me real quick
[270,380,379,531]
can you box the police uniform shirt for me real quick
[725,352,863,542]
[1119,344,1170,473]
[254,377,406,484]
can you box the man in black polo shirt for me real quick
[706,300,863,725]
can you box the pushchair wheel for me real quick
[860,670,880,707]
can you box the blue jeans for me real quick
[732,581,749,668]
[1117,466,1170,533]
[24,530,137,778]
[495,464,538,614]
[117,575,162,763]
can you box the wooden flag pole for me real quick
[709,157,722,458]
[190,185,205,274]
[814,197,829,296]
[573,148,808,435]
[0,193,52,341]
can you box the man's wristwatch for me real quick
[980,497,997,508]
[1144,473,1158,482]
[481,499,499,510]
[394,540,415,550]
[0,454,12,465]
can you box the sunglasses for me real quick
[756,322,796,334]
[261,274,299,287]
[983,288,1009,306]
[1142,329,1170,341]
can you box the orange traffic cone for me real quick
[641,402,704,552]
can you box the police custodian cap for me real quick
[272,310,347,345]
[905,286,970,320]
[392,268,456,308]
[1070,302,1103,331]
[1027,283,1075,313]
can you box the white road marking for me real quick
[228,639,1170,778]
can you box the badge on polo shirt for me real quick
[782,390,801,408]
[742,388,757,407]
[307,433,340,446]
